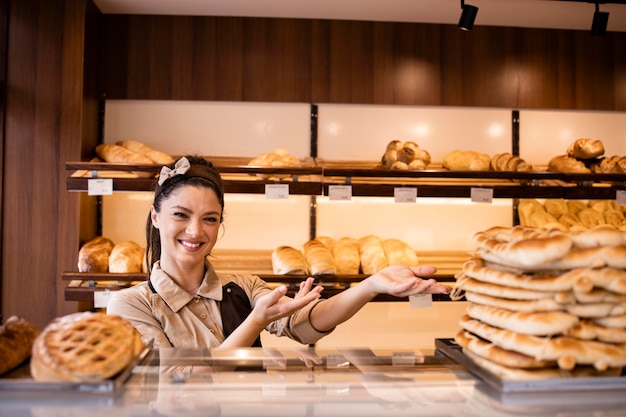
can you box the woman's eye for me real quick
[173,212,187,219]
[204,216,219,223]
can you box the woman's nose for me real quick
[186,219,202,236]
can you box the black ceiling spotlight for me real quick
[458,0,479,31]
[591,1,609,36]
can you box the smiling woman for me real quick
[106,155,451,353]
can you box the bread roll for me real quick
[332,237,360,275]
[0,316,40,375]
[382,238,419,266]
[271,246,309,275]
[358,235,388,275]
[386,140,404,151]
[543,199,569,218]
[117,140,175,165]
[109,241,145,273]
[78,236,115,273]
[31,312,144,382]
[303,239,336,275]
[567,138,605,160]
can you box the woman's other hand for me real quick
[365,264,451,298]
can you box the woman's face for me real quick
[151,185,222,267]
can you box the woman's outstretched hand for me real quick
[365,264,451,298]
[250,277,323,328]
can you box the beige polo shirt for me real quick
[106,261,331,348]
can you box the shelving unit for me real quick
[63,158,626,306]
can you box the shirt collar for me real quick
[150,260,224,312]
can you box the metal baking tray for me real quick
[435,338,626,393]
[0,342,152,395]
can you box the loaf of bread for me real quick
[442,150,491,171]
[303,239,337,275]
[567,138,605,160]
[30,312,145,382]
[117,140,175,165]
[109,241,145,273]
[0,316,40,375]
[332,237,360,275]
[382,238,419,266]
[358,235,388,275]
[95,143,153,164]
[78,236,115,272]
[248,148,302,179]
[548,154,591,173]
[271,246,309,275]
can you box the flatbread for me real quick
[455,330,553,369]
[466,302,579,336]
[459,315,626,371]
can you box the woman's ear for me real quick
[150,206,159,229]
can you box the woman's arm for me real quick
[219,278,323,348]
[309,264,451,332]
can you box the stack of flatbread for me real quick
[518,198,626,231]
[452,224,626,380]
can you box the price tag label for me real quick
[394,187,417,203]
[88,178,113,196]
[325,354,350,369]
[470,187,493,203]
[328,185,352,201]
[94,290,114,309]
[409,294,432,309]
[392,351,416,366]
[265,183,289,200]
[617,190,626,206]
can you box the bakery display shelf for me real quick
[435,338,626,394]
[62,249,466,304]
[0,341,152,395]
[66,159,626,197]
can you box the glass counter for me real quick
[1,345,625,417]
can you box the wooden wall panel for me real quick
[98,15,626,111]
[2,0,87,329]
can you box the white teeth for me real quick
[180,241,201,248]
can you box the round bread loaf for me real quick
[0,316,40,375]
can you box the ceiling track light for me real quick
[458,0,479,31]
[591,1,609,36]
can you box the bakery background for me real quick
[96,100,626,349]
[3,0,626,342]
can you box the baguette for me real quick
[117,140,175,165]
[95,143,153,164]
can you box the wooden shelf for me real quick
[62,250,467,304]
[66,158,626,199]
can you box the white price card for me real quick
[328,185,352,201]
[409,294,432,309]
[265,183,289,200]
[392,351,416,366]
[88,178,113,196]
[394,187,417,203]
[94,290,115,309]
[617,190,626,206]
[470,187,493,203]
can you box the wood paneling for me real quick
[2,0,88,329]
[99,15,626,110]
